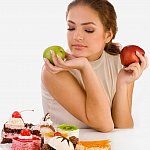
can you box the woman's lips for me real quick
[72,44,87,50]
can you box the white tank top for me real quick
[41,51,122,128]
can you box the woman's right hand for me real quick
[44,50,89,74]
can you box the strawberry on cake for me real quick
[25,123,41,137]
[1,111,25,144]
[1,110,41,145]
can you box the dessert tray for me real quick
[1,111,111,150]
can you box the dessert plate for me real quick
[0,138,11,150]
[0,143,12,150]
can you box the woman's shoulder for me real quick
[42,65,75,84]
[41,65,81,93]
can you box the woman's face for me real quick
[67,5,112,61]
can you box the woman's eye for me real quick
[67,28,75,31]
[85,29,94,33]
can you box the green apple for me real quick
[43,45,66,64]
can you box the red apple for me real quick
[120,45,145,66]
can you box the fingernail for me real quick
[136,51,140,55]
[57,54,61,59]
[50,50,53,54]
[43,58,46,62]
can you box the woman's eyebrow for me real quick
[67,20,96,26]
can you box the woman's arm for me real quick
[42,54,114,132]
[111,81,134,128]
[112,51,148,128]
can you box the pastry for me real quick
[75,140,111,150]
[41,135,78,150]
[57,124,79,138]
[12,129,41,150]
[40,113,55,137]
[1,111,25,144]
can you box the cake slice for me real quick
[1,111,25,144]
[41,135,78,150]
[57,124,79,138]
[1,109,38,144]
[76,140,111,150]
[12,129,41,150]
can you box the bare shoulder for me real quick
[41,66,84,99]
[41,66,86,122]
[41,65,78,88]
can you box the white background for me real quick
[0,0,150,144]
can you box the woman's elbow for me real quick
[114,120,134,129]
[95,122,114,133]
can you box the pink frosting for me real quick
[12,137,41,150]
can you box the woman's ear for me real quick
[105,29,113,44]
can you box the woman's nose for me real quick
[73,30,83,41]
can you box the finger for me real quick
[131,63,141,72]
[51,51,67,68]
[44,58,54,68]
[65,53,76,60]
[136,51,147,69]
[125,65,140,79]
[125,64,140,74]
[141,55,149,70]
[44,58,63,73]
[45,63,64,74]
[51,51,59,66]
[124,63,139,71]
[43,58,49,63]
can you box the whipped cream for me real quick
[31,125,40,131]
[18,135,33,139]
[5,118,24,129]
[40,119,53,126]
[57,128,79,138]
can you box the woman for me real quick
[41,0,147,132]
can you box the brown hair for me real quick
[66,0,121,55]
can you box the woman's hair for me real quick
[66,0,121,55]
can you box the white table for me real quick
[79,128,150,150]
[0,128,150,150]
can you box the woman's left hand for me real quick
[44,50,89,74]
[117,51,148,84]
